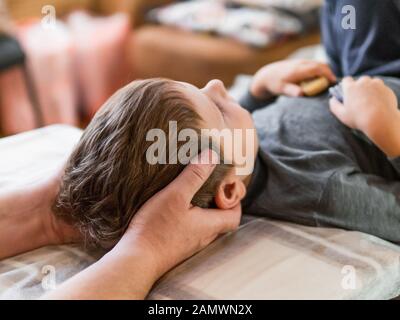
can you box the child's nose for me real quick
[206,79,227,95]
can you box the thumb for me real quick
[194,203,242,235]
[168,149,219,201]
[329,97,348,123]
[213,204,242,234]
[282,83,303,97]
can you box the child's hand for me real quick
[330,76,400,157]
[250,59,336,98]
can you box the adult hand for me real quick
[251,59,336,98]
[116,149,242,280]
[44,149,241,299]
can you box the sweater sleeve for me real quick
[238,90,277,113]
[388,156,400,175]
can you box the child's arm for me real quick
[250,59,336,99]
[240,59,336,113]
[329,76,400,158]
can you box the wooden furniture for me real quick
[4,0,94,19]
[4,0,321,88]
[4,0,172,22]
[128,26,321,87]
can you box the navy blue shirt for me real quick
[321,0,400,77]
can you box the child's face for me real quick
[178,79,258,178]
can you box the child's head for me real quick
[54,78,258,248]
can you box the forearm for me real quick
[43,239,160,300]
[0,188,49,259]
[239,90,276,113]
[364,111,400,158]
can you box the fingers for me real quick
[167,149,218,202]
[358,75,372,83]
[282,83,303,97]
[354,76,384,87]
[295,61,337,83]
[196,204,242,235]
[312,63,337,82]
[214,204,242,234]
[343,76,385,92]
[372,78,385,85]
[341,76,355,95]
[329,97,350,125]
[342,76,355,86]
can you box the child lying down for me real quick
[53,59,400,249]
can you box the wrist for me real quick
[363,111,400,158]
[250,69,275,100]
[113,231,167,282]
[250,82,265,99]
[250,83,275,100]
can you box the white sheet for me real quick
[151,219,400,300]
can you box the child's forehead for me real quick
[176,81,206,96]
[178,82,224,129]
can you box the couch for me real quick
[128,26,320,87]
[4,0,321,88]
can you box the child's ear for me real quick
[214,176,246,210]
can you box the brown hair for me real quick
[54,79,232,249]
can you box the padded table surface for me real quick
[1,125,400,299]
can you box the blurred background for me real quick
[0,0,323,137]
